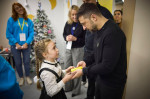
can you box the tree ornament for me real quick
[48,29,52,34]
[38,1,42,10]
[36,19,39,22]
[43,25,47,28]
[34,32,37,35]
[44,33,48,36]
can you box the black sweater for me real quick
[84,2,114,65]
[63,22,86,48]
[84,2,114,52]
[83,20,127,87]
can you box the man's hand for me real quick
[72,69,83,79]
[77,61,86,68]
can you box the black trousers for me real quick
[95,76,125,99]
[84,50,96,99]
[86,76,96,99]
[82,74,87,82]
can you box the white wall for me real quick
[125,0,150,99]
[77,0,83,7]
[0,0,16,48]
[112,0,123,15]
[112,0,116,13]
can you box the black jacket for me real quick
[63,22,86,48]
[83,20,127,87]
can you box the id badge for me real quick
[20,33,26,41]
[73,27,75,30]
[26,23,28,27]
[66,41,72,50]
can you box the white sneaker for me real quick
[84,82,88,88]
[81,81,87,85]
[26,77,32,85]
[19,78,24,86]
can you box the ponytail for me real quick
[36,56,42,90]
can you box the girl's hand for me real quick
[65,66,74,73]
[62,73,75,83]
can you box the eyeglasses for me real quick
[14,6,23,11]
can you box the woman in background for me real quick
[114,10,123,28]
[63,5,86,97]
[6,2,34,86]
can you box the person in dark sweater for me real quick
[114,10,123,28]
[63,5,86,97]
[72,3,127,99]
[82,0,114,99]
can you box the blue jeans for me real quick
[11,45,31,77]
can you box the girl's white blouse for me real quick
[40,60,66,97]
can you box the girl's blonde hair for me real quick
[67,5,79,24]
[34,39,51,90]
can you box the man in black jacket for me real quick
[82,0,114,99]
[72,3,127,99]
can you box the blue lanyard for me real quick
[71,23,78,35]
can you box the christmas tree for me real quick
[30,1,55,70]
[33,9,55,40]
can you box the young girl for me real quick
[34,39,74,99]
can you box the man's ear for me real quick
[90,14,97,21]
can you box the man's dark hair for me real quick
[77,3,102,20]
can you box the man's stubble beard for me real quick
[90,20,98,33]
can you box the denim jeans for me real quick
[11,45,31,77]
